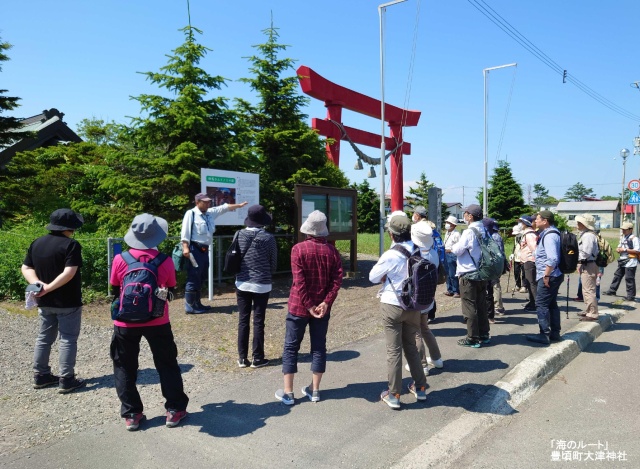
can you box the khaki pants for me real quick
[416,313,442,366]
[381,302,427,395]
[581,262,599,318]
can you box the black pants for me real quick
[236,290,270,361]
[110,323,189,417]
[608,260,637,299]
[523,261,537,308]
[486,280,496,319]
[514,261,524,289]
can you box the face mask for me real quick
[518,222,524,229]
[445,223,451,230]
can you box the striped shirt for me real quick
[288,237,343,317]
[235,228,278,292]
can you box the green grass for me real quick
[336,233,391,257]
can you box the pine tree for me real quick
[235,20,347,229]
[564,182,595,201]
[0,38,26,148]
[351,179,379,233]
[487,160,526,227]
[405,172,434,210]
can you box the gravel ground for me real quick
[0,255,465,456]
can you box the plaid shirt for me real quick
[288,237,343,317]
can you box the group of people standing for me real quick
[21,195,637,424]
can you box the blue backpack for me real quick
[115,251,167,323]
[432,229,446,265]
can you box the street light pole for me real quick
[378,0,407,256]
[483,63,517,216]
[621,148,630,227]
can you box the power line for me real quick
[467,0,640,122]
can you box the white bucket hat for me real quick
[445,215,458,225]
[300,210,329,237]
[411,221,433,249]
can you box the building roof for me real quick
[445,202,462,208]
[556,201,619,212]
[0,108,82,168]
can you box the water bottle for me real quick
[596,276,601,287]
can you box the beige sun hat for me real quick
[575,214,596,231]
[445,215,458,225]
[300,210,329,237]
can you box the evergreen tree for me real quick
[128,25,241,202]
[487,160,526,227]
[0,37,27,148]
[351,179,379,233]
[234,20,347,229]
[405,172,434,210]
[532,183,551,206]
[564,182,595,201]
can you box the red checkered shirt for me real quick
[288,237,343,317]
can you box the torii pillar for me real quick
[297,65,421,211]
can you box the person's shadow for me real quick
[189,400,292,437]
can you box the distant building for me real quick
[0,108,82,169]
[556,200,621,229]
[445,202,463,220]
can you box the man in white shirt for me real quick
[575,214,600,321]
[370,212,428,409]
[603,222,640,301]
[180,193,247,313]
[443,215,461,298]
[451,204,490,348]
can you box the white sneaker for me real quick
[426,357,444,369]
[519,287,527,293]
[405,363,429,375]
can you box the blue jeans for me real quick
[445,253,459,294]
[33,306,82,378]
[536,275,563,335]
[185,244,209,292]
[281,312,330,374]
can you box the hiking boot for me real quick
[125,413,145,431]
[426,357,444,369]
[185,292,207,314]
[408,382,427,401]
[602,290,615,296]
[404,363,429,376]
[624,297,635,302]
[479,334,491,344]
[33,373,59,389]
[275,389,295,406]
[237,358,250,368]
[302,385,320,402]
[166,410,187,428]
[526,333,550,345]
[58,376,86,394]
[550,332,563,342]
[457,337,480,348]
[250,358,270,369]
[381,390,401,409]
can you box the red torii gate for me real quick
[297,65,421,212]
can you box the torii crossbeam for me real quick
[297,65,421,211]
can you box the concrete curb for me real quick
[393,308,627,469]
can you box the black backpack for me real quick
[115,251,167,323]
[389,244,438,311]
[540,229,578,274]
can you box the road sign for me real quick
[628,179,640,191]
[628,191,640,205]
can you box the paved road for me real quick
[449,306,639,469]
[4,266,637,469]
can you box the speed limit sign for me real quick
[628,179,640,191]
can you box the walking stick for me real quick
[507,260,514,297]
[566,274,570,319]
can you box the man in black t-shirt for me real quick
[21,209,86,393]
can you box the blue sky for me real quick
[3,0,640,206]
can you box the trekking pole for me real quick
[507,260,513,297]
[566,274,570,319]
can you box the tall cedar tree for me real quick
[487,160,527,227]
[126,25,244,219]
[234,21,348,230]
[351,179,379,233]
[0,38,28,149]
